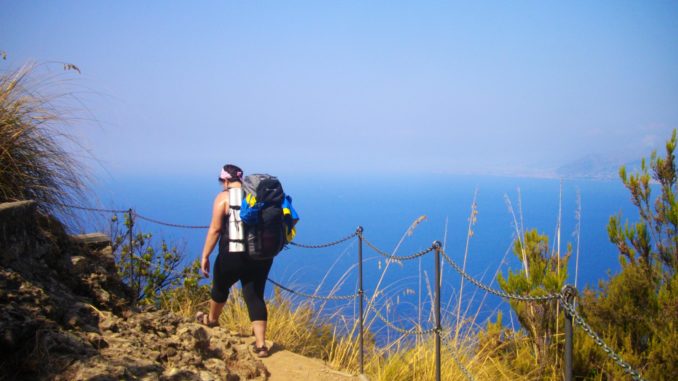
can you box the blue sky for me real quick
[2,1,677,178]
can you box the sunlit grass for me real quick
[158,211,554,380]
[0,63,90,217]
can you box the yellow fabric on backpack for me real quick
[286,227,296,242]
[283,206,297,241]
[245,192,297,242]
[245,193,257,207]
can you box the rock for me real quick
[192,327,211,353]
[86,332,109,349]
[99,316,119,333]
[199,370,217,381]
[95,287,111,303]
[165,347,178,358]
[203,358,228,375]
[162,368,201,381]
[70,256,88,272]
[0,202,270,381]
[141,373,161,381]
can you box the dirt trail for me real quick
[249,339,364,381]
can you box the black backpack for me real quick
[240,174,286,260]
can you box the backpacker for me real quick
[240,174,298,260]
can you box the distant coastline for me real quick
[431,154,644,181]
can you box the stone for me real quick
[86,332,109,349]
[95,288,111,303]
[192,327,210,352]
[99,318,119,333]
[199,370,217,381]
[70,256,88,273]
[0,201,271,381]
[162,368,201,381]
[140,373,161,381]
[169,346,180,356]
[203,358,227,375]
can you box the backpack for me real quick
[240,174,298,260]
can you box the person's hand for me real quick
[201,256,210,278]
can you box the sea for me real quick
[76,173,638,342]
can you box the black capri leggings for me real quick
[211,251,273,322]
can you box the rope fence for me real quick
[289,232,357,249]
[62,203,649,381]
[360,232,436,261]
[439,248,561,302]
[54,202,128,214]
[266,278,361,301]
[441,334,476,381]
[133,211,209,229]
[366,299,439,336]
[559,297,647,381]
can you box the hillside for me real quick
[0,200,271,380]
[556,154,643,179]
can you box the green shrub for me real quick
[109,212,189,303]
[578,130,678,380]
[497,229,570,378]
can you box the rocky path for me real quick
[0,201,366,381]
[248,339,361,381]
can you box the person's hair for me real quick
[222,164,243,182]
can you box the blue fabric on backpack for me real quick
[282,196,298,222]
[282,195,299,242]
[241,194,299,243]
[240,198,263,225]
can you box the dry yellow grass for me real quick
[161,280,540,380]
[157,214,546,380]
[0,63,90,217]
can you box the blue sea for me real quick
[80,173,637,340]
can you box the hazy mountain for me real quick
[556,154,643,180]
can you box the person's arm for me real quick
[200,192,228,277]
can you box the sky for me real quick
[2,1,677,179]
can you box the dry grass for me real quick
[159,212,536,380]
[158,189,580,381]
[0,63,89,217]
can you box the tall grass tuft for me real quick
[0,63,88,216]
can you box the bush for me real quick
[496,229,571,379]
[0,64,88,216]
[578,130,678,380]
[109,212,189,303]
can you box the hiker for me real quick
[197,164,273,358]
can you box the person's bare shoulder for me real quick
[215,190,229,203]
[214,190,230,213]
[214,191,228,205]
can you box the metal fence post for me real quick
[127,208,136,303]
[357,226,364,375]
[562,285,577,381]
[433,241,442,381]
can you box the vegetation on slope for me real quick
[0,64,88,216]
[577,130,678,380]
